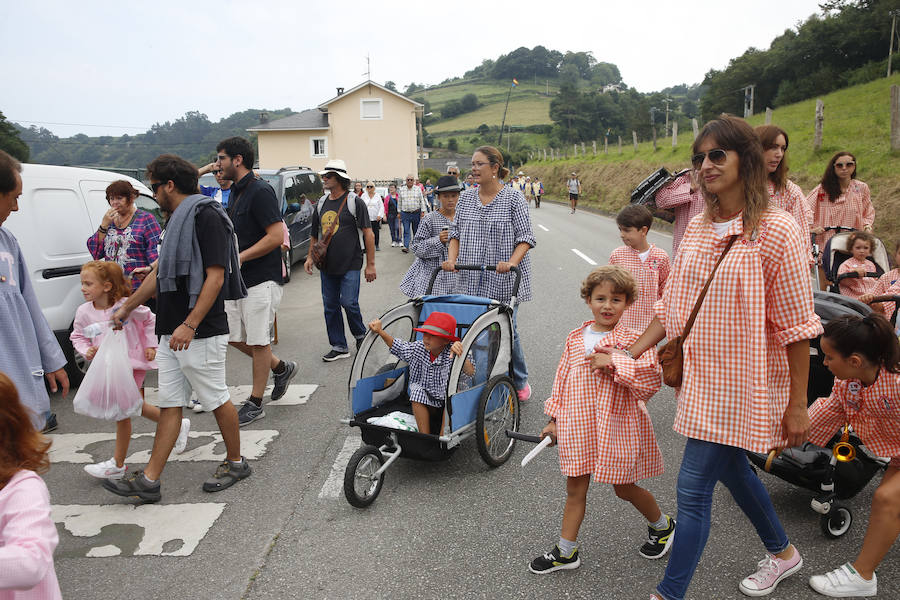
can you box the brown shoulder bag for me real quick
[309,193,349,270]
[659,234,738,387]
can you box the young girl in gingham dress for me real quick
[837,231,880,300]
[860,241,900,322]
[806,314,900,598]
[530,266,674,575]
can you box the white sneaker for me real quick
[84,458,126,480]
[174,418,191,454]
[191,399,206,413]
[809,563,877,597]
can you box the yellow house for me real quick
[248,81,423,180]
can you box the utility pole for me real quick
[743,84,755,118]
[417,108,425,175]
[498,82,514,146]
[662,97,674,136]
[889,10,900,77]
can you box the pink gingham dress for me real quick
[806,180,874,249]
[837,258,879,299]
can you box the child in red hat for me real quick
[369,311,473,434]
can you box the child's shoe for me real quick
[738,547,803,596]
[174,418,191,454]
[640,515,676,559]
[517,383,532,403]
[808,563,876,597]
[528,544,581,574]
[84,458,126,480]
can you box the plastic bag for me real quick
[73,329,143,421]
[366,411,418,431]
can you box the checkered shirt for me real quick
[609,244,670,332]
[449,186,536,302]
[837,258,879,299]
[544,321,664,484]
[871,268,900,320]
[398,185,427,213]
[769,180,813,265]
[808,370,900,462]
[390,338,454,407]
[654,173,705,256]
[399,211,457,297]
[806,180,875,248]
[654,208,823,453]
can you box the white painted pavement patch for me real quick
[143,383,317,406]
[48,430,279,463]
[318,435,361,499]
[571,248,597,265]
[537,224,549,232]
[52,503,226,557]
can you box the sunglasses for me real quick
[691,149,728,169]
[835,161,855,168]
[366,185,374,188]
[150,181,166,193]
[322,173,336,179]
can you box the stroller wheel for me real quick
[343,445,385,508]
[820,504,853,539]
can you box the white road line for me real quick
[318,434,361,499]
[48,430,279,463]
[52,503,226,557]
[537,224,549,232]
[571,249,597,265]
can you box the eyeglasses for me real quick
[471,161,489,168]
[835,161,855,168]
[691,149,728,169]
[150,181,165,193]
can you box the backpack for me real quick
[316,192,365,248]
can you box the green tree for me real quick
[447,138,459,152]
[460,93,480,112]
[0,112,29,161]
[384,80,397,91]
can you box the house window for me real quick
[311,137,327,158]
[360,98,383,120]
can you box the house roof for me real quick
[247,109,329,132]
[317,80,423,110]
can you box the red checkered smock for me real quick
[871,268,900,320]
[544,321,663,484]
[654,208,823,453]
[768,180,813,265]
[806,180,874,248]
[808,370,900,464]
[609,244,670,332]
[654,173,705,256]
[837,258,879,299]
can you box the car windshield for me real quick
[260,174,281,189]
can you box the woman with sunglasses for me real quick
[755,125,813,265]
[806,151,874,254]
[361,181,384,251]
[616,115,821,600]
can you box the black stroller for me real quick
[746,291,896,539]
[820,228,890,294]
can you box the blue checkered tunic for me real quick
[390,338,454,408]
[449,186,535,302]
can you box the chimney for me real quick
[336,87,344,96]
[259,111,269,124]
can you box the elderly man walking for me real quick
[398,174,427,253]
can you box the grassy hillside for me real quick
[521,74,900,242]
[428,96,551,133]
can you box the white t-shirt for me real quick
[638,248,652,263]
[567,178,580,194]
[711,216,740,238]
[363,193,385,221]
[583,325,610,355]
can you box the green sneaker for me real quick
[640,516,676,559]
[529,544,581,574]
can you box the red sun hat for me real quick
[414,311,460,342]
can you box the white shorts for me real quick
[225,280,283,346]
[155,334,230,411]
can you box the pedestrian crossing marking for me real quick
[48,430,279,463]
[318,434,361,499]
[142,383,317,406]
[52,503,226,557]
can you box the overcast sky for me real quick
[3,0,825,138]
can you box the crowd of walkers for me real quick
[0,111,897,600]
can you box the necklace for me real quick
[716,206,743,221]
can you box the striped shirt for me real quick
[806,180,874,248]
[545,321,663,484]
[398,185,427,213]
[655,208,823,453]
[654,173,705,256]
[390,338,454,407]
[449,186,536,302]
[609,244,670,332]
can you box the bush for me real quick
[448,138,459,152]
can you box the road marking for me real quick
[537,224,549,232]
[48,430,279,463]
[318,434,361,499]
[571,249,597,265]
[52,503,226,557]
[143,383,317,406]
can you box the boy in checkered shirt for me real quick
[369,311,473,435]
[530,266,674,575]
[609,205,670,332]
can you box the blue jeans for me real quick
[387,215,400,242]
[511,305,528,389]
[400,211,420,248]
[320,270,366,352]
[656,438,790,600]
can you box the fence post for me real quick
[581,141,586,156]
[604,137,608,154]
[592,140,597,155]
[765,107,773,124]
[618,135,622,154]
[632,131,638,152]
[672,121,678,148]
[652,127,657,151]
[691,118,699,139]
[574,144,578,157]
[891,86,900,151]
[814,99,824,150]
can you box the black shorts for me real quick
[569,193,579,201]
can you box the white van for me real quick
[4,164,160,383]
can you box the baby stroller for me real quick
[747,291,892,538]
[821,228,890,294]
[341,265,522,508]
[629,166,691,223]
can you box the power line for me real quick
[11,119,150,130]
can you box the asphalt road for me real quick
[46,200,894,600]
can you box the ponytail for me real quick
[823,313,900,373]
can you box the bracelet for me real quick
[182,322,196,331]
[98,225,108,234]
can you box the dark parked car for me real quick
[259,167,323,282]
